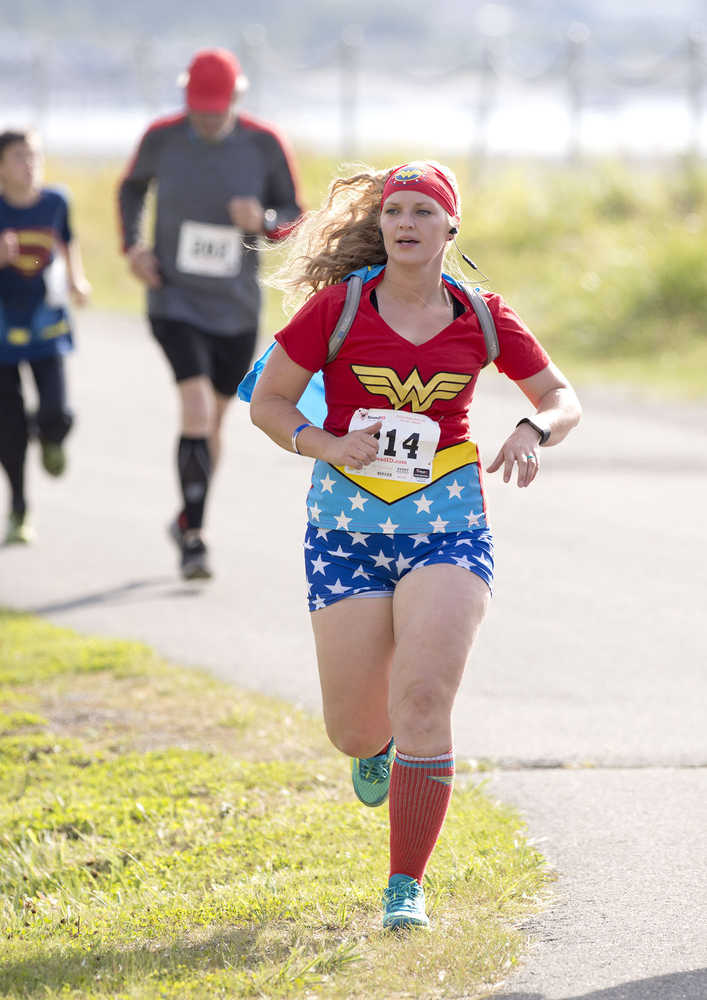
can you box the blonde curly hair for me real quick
[268,161,466,315]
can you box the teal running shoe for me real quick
[382,874,429,930]
[351,739,395,807]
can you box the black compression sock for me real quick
[177,435,212,532]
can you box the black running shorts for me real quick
[149,316,257,398]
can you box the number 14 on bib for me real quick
[345,408,440,483]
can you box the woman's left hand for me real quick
[486,426,541,488]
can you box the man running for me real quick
[118,47,302,579]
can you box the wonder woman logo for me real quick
[351,365,472,412]
[393,167,424,183]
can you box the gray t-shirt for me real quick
[118,111,302,335]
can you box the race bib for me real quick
[345,408,440,483]
[176,221,242,277]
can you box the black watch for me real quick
[516,417,550,446]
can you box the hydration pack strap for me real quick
[460,284,499,367]
[326,272,499,367]
[326,274,364,363]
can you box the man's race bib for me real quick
[345,407,441,483]
[176,221,242,277]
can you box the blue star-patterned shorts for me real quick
[304,524,494,612]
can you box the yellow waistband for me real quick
[334,440,479,503]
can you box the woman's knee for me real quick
[389,679,454,738]
[323,715,389,759]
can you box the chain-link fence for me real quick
[0,24,704,160]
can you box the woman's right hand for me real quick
[322,421,382,469]
[126,245,162,288]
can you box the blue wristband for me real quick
[291,422,312,455]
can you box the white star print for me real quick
[373,550,394,569]
[466,510,484,528]
[308,502,322,522]
[325,578,350,594]
[446,480,464,499]
[453,554,474,570]
[410,533,430,548]
[312,595,327,610]
[320,472,336,493]
[327,545,352,559]
[395,553,413,576]
[316,527,329,540]
[303,538,313,550]
[413,494,433,514]
[455,536,474,547]
[310,554,330,575]
[378,517,399,536]
[334,510,352,530]
[348,531,370,547]
[352,564,371,580]
[429,514,449,533]
[348,490,368,511]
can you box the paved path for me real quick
[1,310,705,999]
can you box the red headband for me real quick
[381,162,459,221]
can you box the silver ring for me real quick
[526,454,537,462]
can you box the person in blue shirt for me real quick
[0,129,90,544]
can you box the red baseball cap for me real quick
[183,49,248,112]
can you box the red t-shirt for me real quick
[275,270,549,450]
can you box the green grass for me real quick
[0,611,551,999]
[45,153,707,400]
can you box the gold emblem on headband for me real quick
[351,365,472,412]
[392,167,425,183]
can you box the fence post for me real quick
[566,22,589,163]
[687,32,704,159]
[340,26,362,161]
[31,39,52,130]
[472,42,495,165]
[134,38,158,115]
[240,23,266,115]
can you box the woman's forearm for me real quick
[250,395,334,460]
[534,386,582,447]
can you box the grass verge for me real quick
[0,610,551,999]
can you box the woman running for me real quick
[249,160,581,929]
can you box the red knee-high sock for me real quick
[388,748,455,883]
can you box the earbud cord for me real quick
[453,237,489,284]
